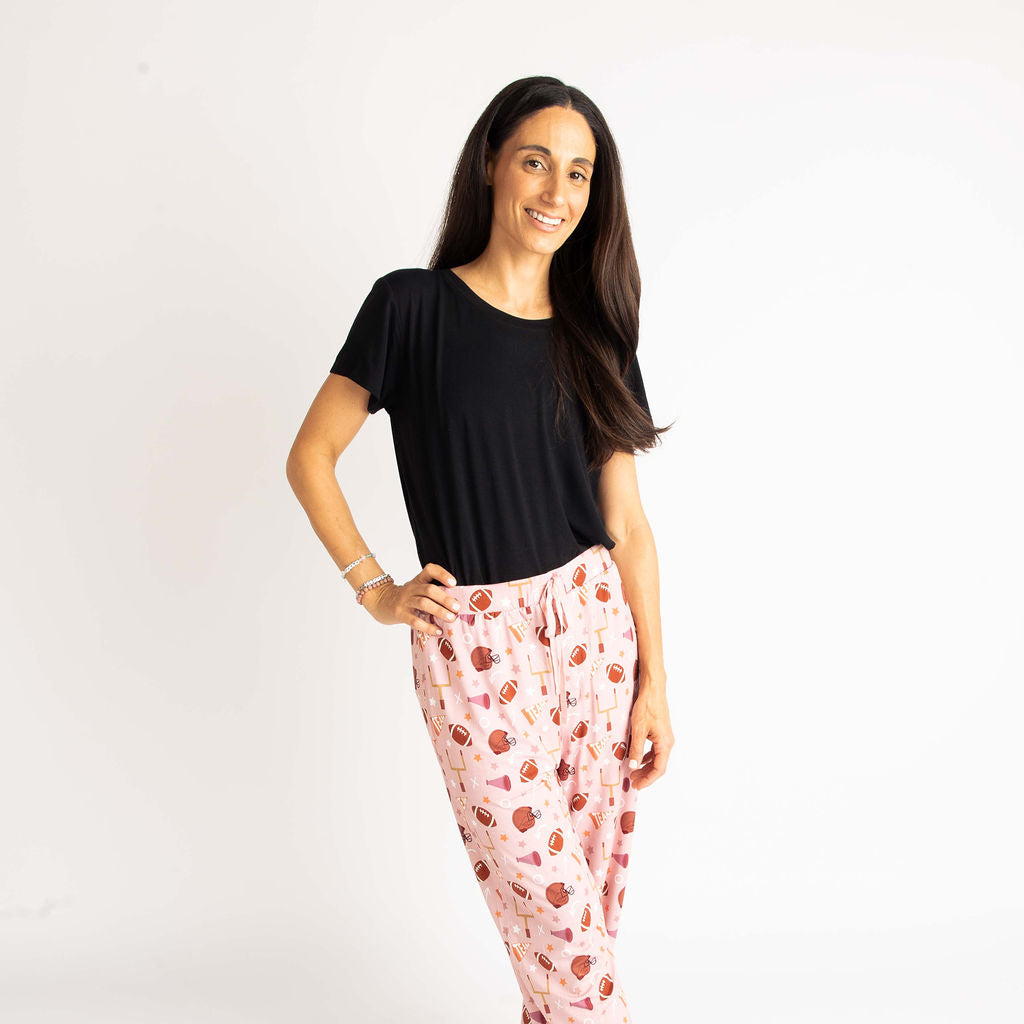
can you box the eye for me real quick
[525,158,589,183]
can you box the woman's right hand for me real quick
[361,562,462,636]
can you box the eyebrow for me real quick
[516,145,594,170]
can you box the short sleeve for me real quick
[624,354,651,417]
[329,276,400,415]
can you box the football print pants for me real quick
[410,542,642,1023]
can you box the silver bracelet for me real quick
[341,551,375,577]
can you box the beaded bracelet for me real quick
[356,573,394,605]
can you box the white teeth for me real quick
[527,208,562,226]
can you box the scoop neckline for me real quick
[440,267,553,330]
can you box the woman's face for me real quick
[485,106,596,255]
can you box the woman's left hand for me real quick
[627,675,674,790]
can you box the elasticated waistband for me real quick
[442,543,616,616]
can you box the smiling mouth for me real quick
[525,207,564,226]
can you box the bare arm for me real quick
[285,374,460,633]
[597,450,674,788]
[597,451,666,684]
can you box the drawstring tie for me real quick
[536,569,568,640]
[536,569,579,711]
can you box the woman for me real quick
[287,75,674,1023]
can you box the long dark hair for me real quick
[427,75,673,471]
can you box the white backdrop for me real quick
[2,2,1022,1022]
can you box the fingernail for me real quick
[629,759,638,770]
[448,577,456,585]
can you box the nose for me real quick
[540,185,566,209]
[540,174,566,209]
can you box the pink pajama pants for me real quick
[410,543,642,1023]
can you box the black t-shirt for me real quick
[329,267,651,586]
